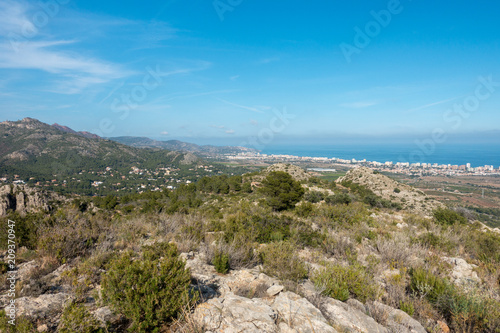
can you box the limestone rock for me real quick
[442,257,480,286]
[15,293,72,327]
[0,184,58,216]
[271,292,337,333]
[368,301,426,333]
[266,285,283,297]
[321,298,388,333]
[194,293,277,332]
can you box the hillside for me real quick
[0,118,205,195]
[337,167,443,216]
[0,165,498,332]
[109,136,258,156]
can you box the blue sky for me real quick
[1,0,500,146]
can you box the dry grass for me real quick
[376,233,425,268]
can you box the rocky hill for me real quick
[264,163,312,181]
[337,167,443,216]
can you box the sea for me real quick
[260,144,500,169]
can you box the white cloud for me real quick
[161,131,169,135]
[225,129,235,134]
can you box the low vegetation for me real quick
[0,165,499,332]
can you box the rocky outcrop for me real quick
[367,302,426,333]
[264,163,311,181]
[16,293,73,330]
[0,184,57,216]
[337,167,442,215]
[321,298,388,333]
[442,257,480,287]
[194,293,278,332]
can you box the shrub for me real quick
[304,190,324,203]
[319,202,370,227]
[295,202,314,218]
[433,208,467,226]
[409,267,453,304]
[58,302,104,333]
[399,301,415,316]
[0,311,34,333]
[101,246,193,332]
[393,188,401,193]
[313,263,380,302]
[259,241,308,282]
[259,171,305,211]
[325,193,352,205]
[213,251,230,274]
[436,291,500,332]
[465,231,500,263]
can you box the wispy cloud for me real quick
[405,96,460,113]
[339,101,377,108]
[0,2,133,94]
[217,98,264,113]
[257,57,280,65]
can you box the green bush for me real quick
[399,301,415,316]
[409,267,453,304]
[304,190,324,203]
[101,246,193,332]
[259,241,308,282]
[433,208,467,225]
[259,171,305,211]
[58,302,104,333]
[0,311,34,333]
[313,264,380,302]
[213,251,230,274]
[439,294,500,332]
[319,202,370,227]
[325,193,351,205]
[295,202,314,218]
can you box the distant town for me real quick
[225,152,500,176]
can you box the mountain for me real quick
[0,118,198,180]
[51,123,100,139]
[109,136,258,156]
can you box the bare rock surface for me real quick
[442,257,480,286]
[321,297,388,333]
[194,293,277,333]
[0,184,60,216]
[368,301,426,333]
[272,292,337,333]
